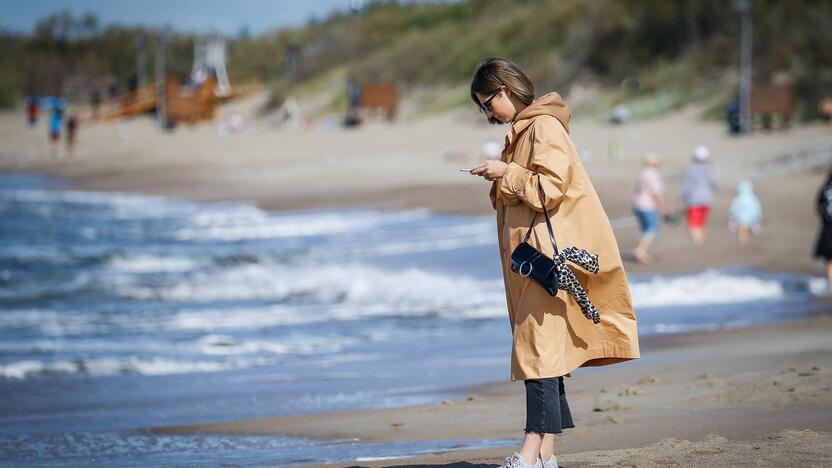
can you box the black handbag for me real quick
[510,174,561,296]
[508,174,603,324]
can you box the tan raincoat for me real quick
[490,92,639,380]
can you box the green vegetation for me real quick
[1,0,830,120]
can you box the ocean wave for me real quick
[629,270,786,307]
[193,334,359,355]
[106,254,199,273]
[0,332,372,379]
[0,356,261,380]
[173,208,432,241]
[118,262,507,307]
[0,188,193,220]
[2,268,814,341]
[120,261,800,311]
[0,272,95,301]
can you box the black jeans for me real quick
[524,376,575,434]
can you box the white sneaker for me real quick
[541,454,559,468]
[501,452,543,468]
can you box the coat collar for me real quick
[501,117,536,164]
[502,92,571,165]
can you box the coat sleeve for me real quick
[498,116,573,212]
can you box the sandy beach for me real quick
[3,93,832,466]
[152,312,832,467]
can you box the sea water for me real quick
[0,173,824,466]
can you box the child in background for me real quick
[729,180,763,244]
[682,145,717,245]
[631,152,665,263]
[49,103,64,157]
[27,97,39,127]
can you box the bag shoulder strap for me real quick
[521,174,559,255]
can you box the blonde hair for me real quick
[642,152,660,166]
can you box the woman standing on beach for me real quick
[468,58,640,468]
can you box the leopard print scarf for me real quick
[554,247,601,324]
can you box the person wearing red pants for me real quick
[682,145,717,245]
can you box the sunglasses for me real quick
[479,88,502,113]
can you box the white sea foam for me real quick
[122,262,801,315]
[4,269,818,344]
[119,262,506,309]
[0,316,362,359]
[807,277,829,296]
[0,356,267,379]
[629,270,786,308]
[0,360,78,379]
[107,254,199,273]
[192,333,359,355]
[0,188,192,220]
[174,208,432,241]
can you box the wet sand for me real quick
[152,313,832,467]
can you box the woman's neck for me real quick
[510,98,529,124]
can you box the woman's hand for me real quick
[470,160,508,181]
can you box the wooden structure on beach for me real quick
[358,83,398,121]
[97,76,254,124]
[96,35,255,125]
[98,84,156,121]
[165,77,218,124]
[750,84,795,130]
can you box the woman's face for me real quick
[475,86,516,124]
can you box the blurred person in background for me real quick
[107,82,119,103]
[819,97,832,123]
[682,145,717,245]
[729,180,763,244]
[481,140,503,161]
[48,99,65,157]
[26,96,40,127]
[631,152,665,263]
[468,57,639,468]
[814,170,832,293]
[90,88,101,118]
[65,112,79,155]
[726,98,741,134]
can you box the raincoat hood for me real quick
[730,179,762,224]
[737,180,755,197]
[512,92,571,134]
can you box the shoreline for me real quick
[1,166,827,277]
[149,312,832,467]
[2,103,831,277]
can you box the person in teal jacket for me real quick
[729,180,763,244]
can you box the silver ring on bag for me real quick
[518,261,533,277]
